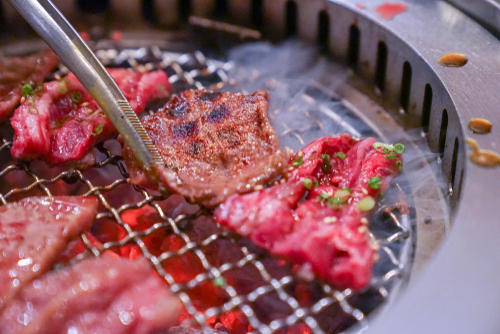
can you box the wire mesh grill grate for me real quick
[0,46,412,334]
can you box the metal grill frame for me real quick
[0,47,412,334]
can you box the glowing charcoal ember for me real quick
[56,232,102,264]
[10,68,170,164]
[215,134,402,290]
[207,310,251,334]
[0,196,98,308]
[0,257,181,334]
[0,49,59,121]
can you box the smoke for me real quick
[225,40,368,151]
[225,40,450,276]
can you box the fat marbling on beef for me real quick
[215,134,402,290]
[0,196,98,309]
[10,68,170,164]
[123,89,288,207]
[0,257,180,334]
[0,49,59,121]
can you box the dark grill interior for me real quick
[0,46,413,333]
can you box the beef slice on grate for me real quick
[0,257,181,334]
[0,196,98,309]
[0,49,59,122]
[10,68,170,164]
[122,89,288,207]
[215,134,402,290]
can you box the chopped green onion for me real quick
[367,176,381,189]
[318,192,330,201]
[21,83,34,97]
[393,143,406,154]
[358,196,375,211]
[327,197,344,209]
[373,142,388,153]
[303,178,313,190]
[337,152,346,159]
[385,154,396,160]
[91,123,105,137]
[334,189,351,202]
[292,156,303,168]
[70,91,82,104]
[314,181,320,188]
[321,153,332,172]
[341,186,352,193]
[213,277,227,288]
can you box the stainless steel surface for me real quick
[448,0,500,34]
[0,0,499,332]
[7,0,163,173]
[0,46,415,334]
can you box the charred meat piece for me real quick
[0,49,59,122]
[215,135,402,290]
[0,257,180,334]
[0,196,98,308]
[123,89,287,207]
[10,69,170,164]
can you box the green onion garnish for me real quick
[367,176,381,189]
[91,123,105,137]
[327,197,344,208]
[373,142,388,153]
[318,192,330,201]
[70,91,82,104]
[385,154,396,160]
[334,188,351,202]
[292,156,303,168]
[358,196,375,211]
[341,186,352,193]
[213,277,227,288]
[21,83,34,97]
[303,178,313,190]
[337,152,346,159]
[393,143,406,154]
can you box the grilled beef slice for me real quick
[123,89,288,207]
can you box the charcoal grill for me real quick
[0,0,499,333]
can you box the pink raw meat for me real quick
[216,134,402,290]
[0,257,180,334]
[0,196,98,308]
[10,68,170,164]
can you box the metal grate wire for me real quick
[0,46,412,334]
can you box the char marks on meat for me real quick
[10,69,170,164]
[0,49,59,121]
[0,196,98,308]
[215,134,402,290]
[123,89,288,207]
[0,257,180,334]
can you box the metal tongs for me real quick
[8,0,163,175]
